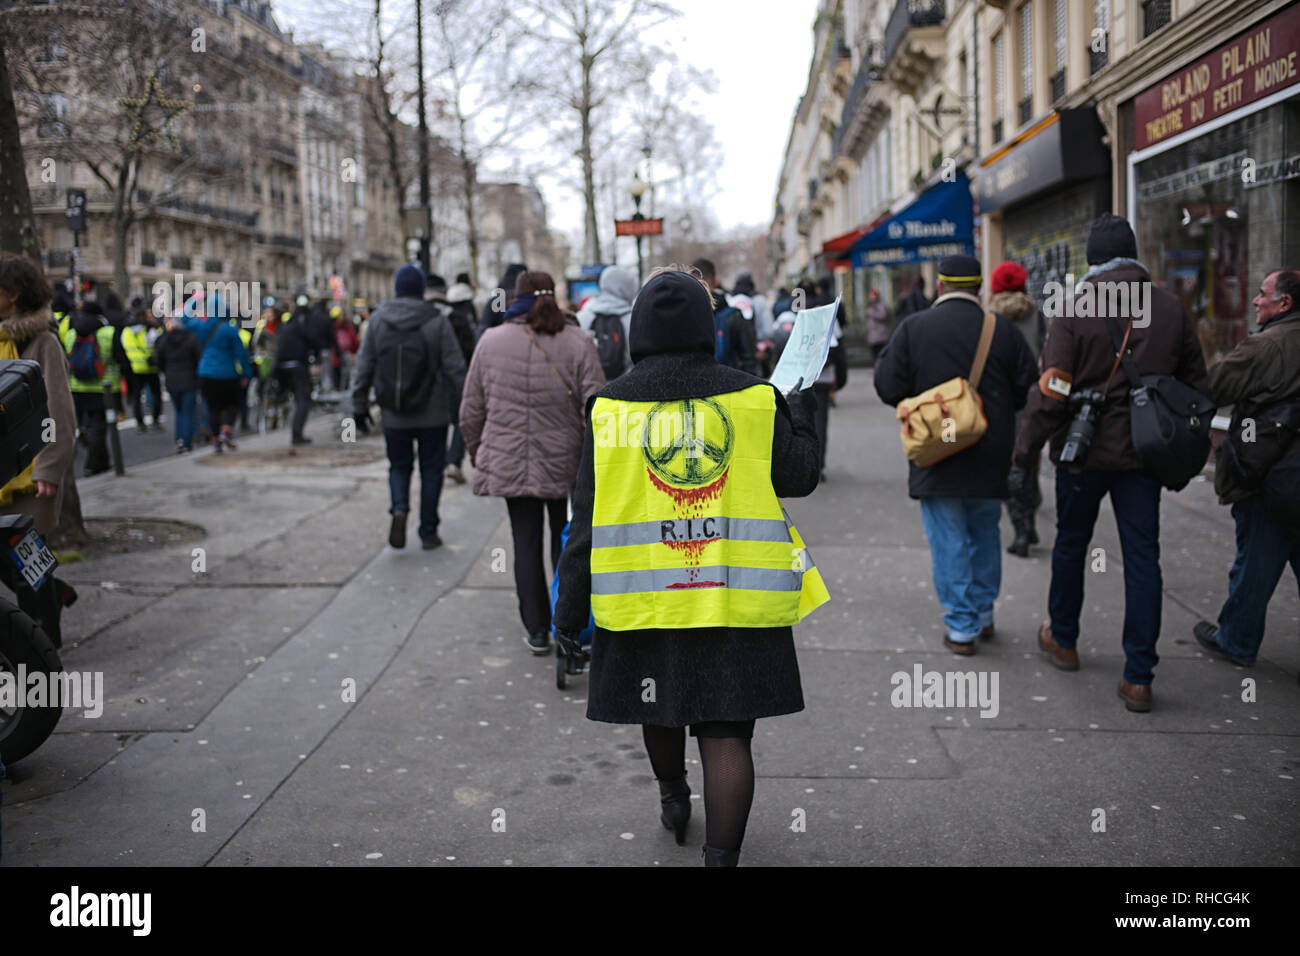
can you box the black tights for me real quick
[642,725,755,852]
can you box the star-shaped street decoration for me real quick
[119,73,192,152]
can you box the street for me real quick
[3,374,1296,867]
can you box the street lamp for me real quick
[629,172,648,285]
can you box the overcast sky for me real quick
[274,0,821,237]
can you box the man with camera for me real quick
[1014,214,1209,712]
[1193,269,1300,668]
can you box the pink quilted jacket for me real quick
[460,318,606,499]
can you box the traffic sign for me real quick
[614,217,663,237]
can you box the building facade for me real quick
[775,0,1299,367]
[16,0,470,309]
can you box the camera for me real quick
[1058,389,1107,468]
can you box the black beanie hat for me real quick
[629,271,715,363]
[1085,213,1138,265]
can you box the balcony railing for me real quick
[1050,69,1066,103]
[171,254,192,270]
[1143,0,1172,38]
[884,0,946,66]
[1090,40,1109,75]
[140,251,157,267]
[135,188,259,228]
[832,56,876,157]
[204,258,223,273]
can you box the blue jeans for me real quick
[918,497,1003,641]
[1049,468,1163,684]
[384,426,448,542]
[446,424,466,468]
[169,388,196,449]
[1215,496,1300,664]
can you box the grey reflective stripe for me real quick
[592,517,791,549]
[591,565,802,595]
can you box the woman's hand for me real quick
[35,480,57,499]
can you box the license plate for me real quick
[10,529,57,589]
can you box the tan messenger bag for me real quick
[896,311,996,468]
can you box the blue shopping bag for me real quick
[551,520,595,647]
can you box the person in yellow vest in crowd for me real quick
[0,253,80,631]
[236,319,254,432]
[553,267,827,867]
[122,297,164,434]
[62,298,128,477]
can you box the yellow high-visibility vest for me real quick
[589,384,829,631]
[121,325,158,374]
[0,337,36,504]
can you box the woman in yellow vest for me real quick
[554,268,827,866]
[0,254,79,620]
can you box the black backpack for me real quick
[1224,398,1300,487]
[590,312,627,380]
[1263,446,1300,545]
[374,320,435,414]
[1103,314,1216,491]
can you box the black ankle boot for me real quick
[658,775,690,845]
[1007,530,1031,557]
[703,844,740,867]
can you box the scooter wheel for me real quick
[0,595,64,765]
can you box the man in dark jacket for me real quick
[478,263,527,340]
[895,275,931,323]
[271,308,319,445]
[1193,269,1300,667]
[693,258,756,375]
[352,263,467,550]
[1015,214,1210,712]
[443,275,477,484]
[876,254,1037,656]
[153,315,203,452]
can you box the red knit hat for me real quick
[991,261,1027,294]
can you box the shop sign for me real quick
[1135,4,1300,151]
[1136,150,1248,201]
[1243,153,1300,189]
[976,110,1108,214]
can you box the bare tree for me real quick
[5,0,242,296]
[428,0,530,285]
[516,0,679,265]
[0,28,40,261]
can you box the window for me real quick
[1143,0,1172,38]
[993,29,1006,142]
[1091,0,1110,74]
[1018,3,1034,124]
[1051,0,1067,100]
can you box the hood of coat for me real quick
[0,306,57,346]
[629,271,716,363]
[374,296,437,331]
[989,290,1037,322]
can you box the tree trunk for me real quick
[113,161,132,296]
[459,140,479,286]
[0,34,41,261]
[580,54,601,264]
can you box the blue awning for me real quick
[850,172,974,267]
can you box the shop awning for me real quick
[849,172,974,268]
[821,216,890,265]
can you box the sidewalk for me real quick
[2,378,1296,866]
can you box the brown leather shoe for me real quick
[979,624,996,640]
[1117,679,1152,712]
[943,635,976,656]
[1038,620,1079,671]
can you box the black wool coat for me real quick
[874,291,1038,499]
[553,350,821,727]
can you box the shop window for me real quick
[1142,0,1171,39]
[1133,101,1298,365]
